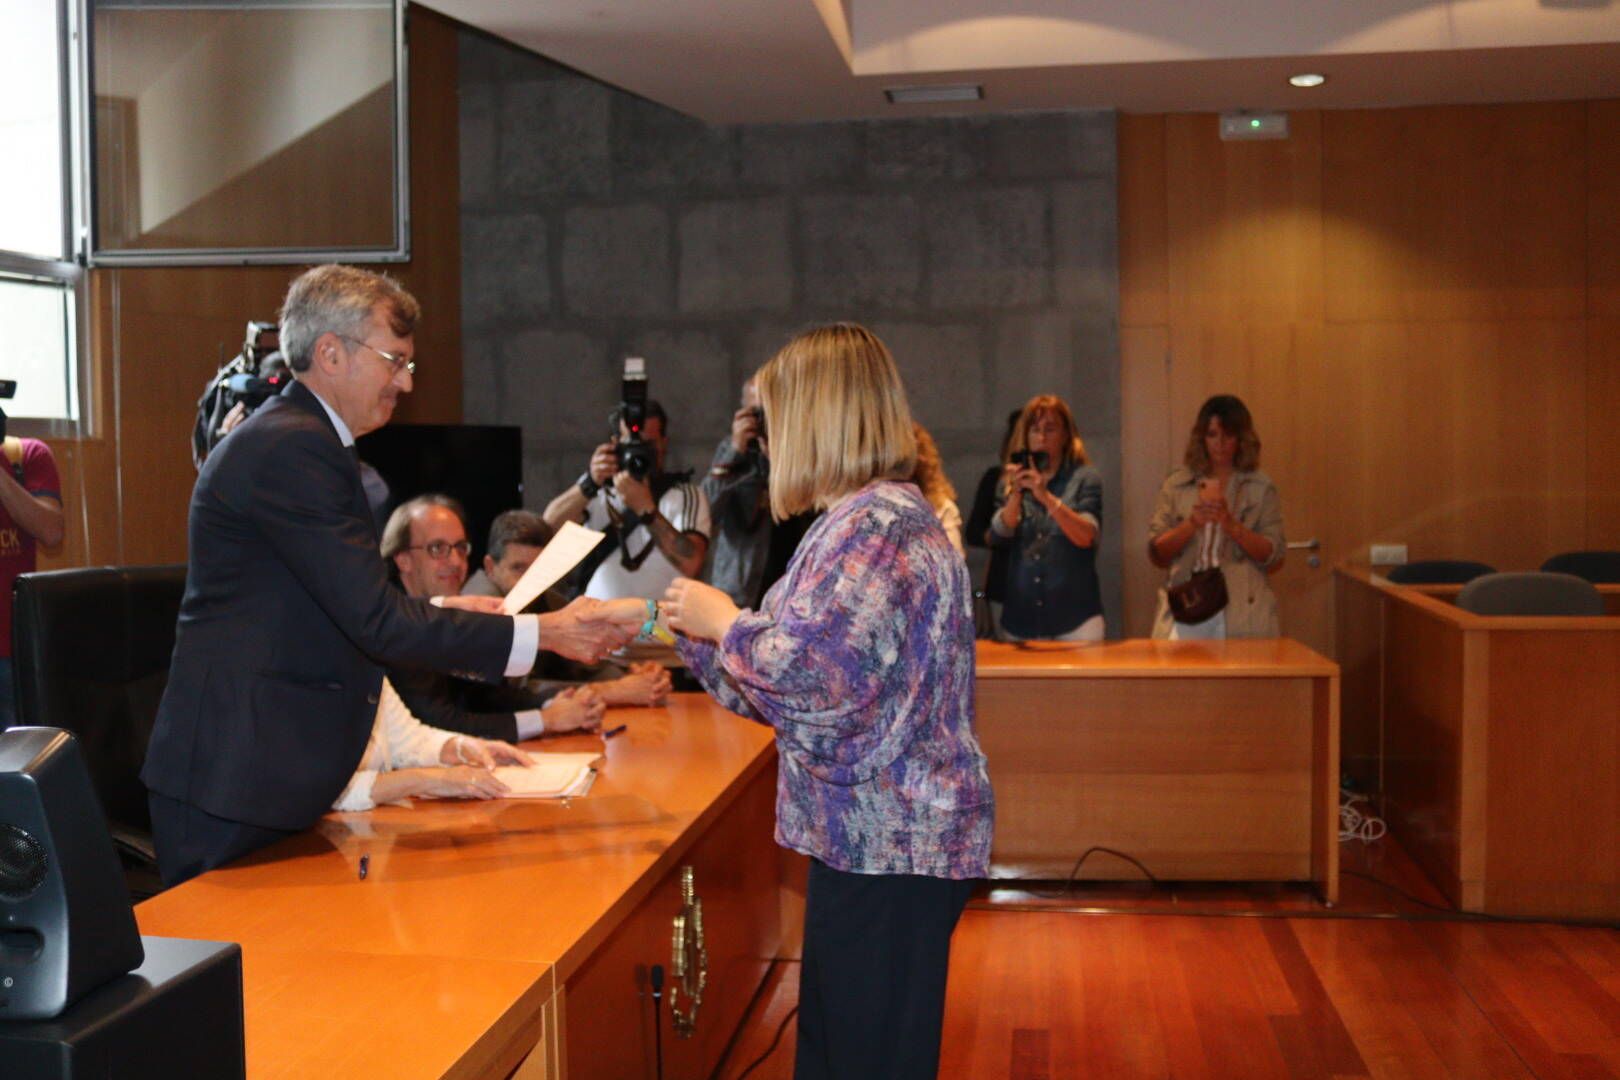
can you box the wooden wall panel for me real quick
[1483,631,1620,919]
[1334,571,1384,794]
[1164,111,1324,326]
[1590,320,1620,543]
[1322,104,1586,324]
[1119,326,1169,638]
[1383,603,1472,906]
[52,4,462,569]
[1118,113,1168,329]
[1588,101,1620,318]
[1317,318,1588,573]
[1119,99,1620,655]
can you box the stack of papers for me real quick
[490,753,602,799]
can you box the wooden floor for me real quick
[714,836,1620,1080]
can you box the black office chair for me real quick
[11,565,187,900]
[1455,571,1604,617]
[1540,550,1620,585]
[1385,559,1496,585]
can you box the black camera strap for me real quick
[605,471,695,572]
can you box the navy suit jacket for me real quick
[142,380,515,832]
[387,666,562,744]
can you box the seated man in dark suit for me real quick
[381,495,605,741]
[141,264,640,887]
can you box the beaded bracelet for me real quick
[639,598,659,639]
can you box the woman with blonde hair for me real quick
[1148,393,1285,639]
[989,394,1105,641]
[910,422,964,555]
[659,323,992,1080]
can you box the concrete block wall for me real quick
[459,30,1124,630]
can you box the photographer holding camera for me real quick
[0,402,65,727]
[989,393,1105,642]
[543,368,709,629]
[702,377,771,607]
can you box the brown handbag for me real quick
[1166,566,1228,625]
[1167,519,1229,625]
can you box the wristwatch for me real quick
[577,471,600,499]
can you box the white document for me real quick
[491,753,602,799]
[501,520,606,615]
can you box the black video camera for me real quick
[192,321,291,468]
[0,378,17,443]
[614,356,655,481]
[746,406,766,455]
[1010,449,1049,471]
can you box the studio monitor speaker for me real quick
[0,727,144,1020]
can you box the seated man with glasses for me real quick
[381,495,608,741]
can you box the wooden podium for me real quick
[134,694,780,1079]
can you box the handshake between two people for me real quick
[570,579,745,647]
[437,593,657,664]
[440,580,744,663]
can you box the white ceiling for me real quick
[425,0,1620,122]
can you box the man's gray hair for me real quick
[380,494,466,562]
[279,264,420,373]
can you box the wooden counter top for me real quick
[977,638,1338,678]
[137,694,774,981]
[231,948,554,1080]
[1335,564,1620,630]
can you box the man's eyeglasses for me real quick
[409,540,470,560]
[338,335,416,377]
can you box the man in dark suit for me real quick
[141,264,637,886]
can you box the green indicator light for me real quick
[1250,119,1261,128]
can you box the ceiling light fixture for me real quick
[1289,73,1326,88]
[884,84,983,105]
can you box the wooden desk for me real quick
[136,694,779,1079]
[1336,566,1620,918]
[975,640,1340,904]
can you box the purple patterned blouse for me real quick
[678,479,993,880]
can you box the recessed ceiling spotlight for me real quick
[884,84,984,105]
[1289,73,1326,88]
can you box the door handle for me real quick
[1286,538,1321,568]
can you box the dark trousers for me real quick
[795,859,975,1080]
[148,792,296,888]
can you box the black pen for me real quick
[358,853,369,880]
[601,723,628,739]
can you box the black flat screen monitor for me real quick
[356,424,523,564]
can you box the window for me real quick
[0,0,81,428]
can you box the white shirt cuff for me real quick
[506,614,540,677]
[332,769,377,813]
[1078,511,1100,530]
[514,709,545,741]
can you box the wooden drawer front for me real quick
[563,765,780,1079]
